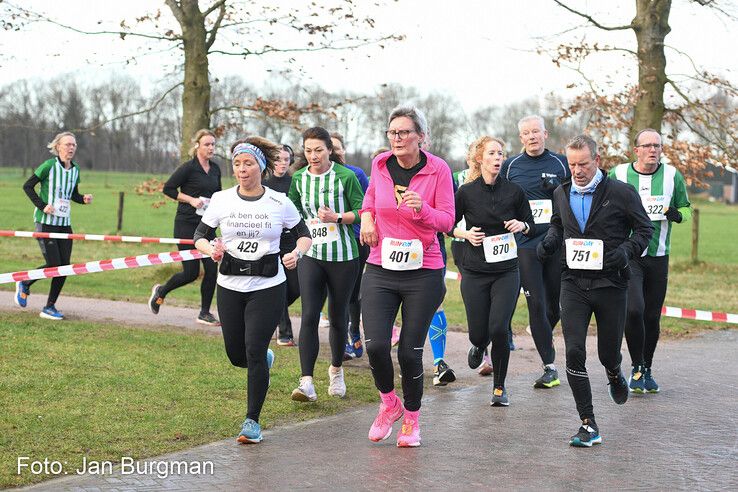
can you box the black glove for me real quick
[604,247,629,270]
[664,207,682,223]
[537,241,553,262]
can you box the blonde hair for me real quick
[465,136,506,183]
[47,132,76,156]
[188,129,216,158]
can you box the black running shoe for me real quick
[433,359,456,386]
[607,369,629,405]
[467,345,485,370]
[569,418,601,447]
[148,284,163,315]
[534,367,561,389]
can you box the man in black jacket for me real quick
[538,134,653,448]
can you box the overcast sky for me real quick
[1,0,736,113]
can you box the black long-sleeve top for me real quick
[453,176,535,274]
[163,157,222,223]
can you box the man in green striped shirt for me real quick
[609,128,691,394]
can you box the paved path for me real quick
[4,293,738,490]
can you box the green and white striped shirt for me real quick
[610,162,691,257]
[452,169,470,242]
[288,162,364,262]
[33,158,81,226]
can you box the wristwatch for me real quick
[336,215,343,224]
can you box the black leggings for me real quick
[276,265,300,339]
[160,219,217,314]
[297,255,359,375]
[217,283,285,423]
[518,247,561,365]
[361,265,446,412]
[26,223,73,307]
[561,279,625,422]
[348,242,370,337]
[625,255,669,368]
[461,269,520,388]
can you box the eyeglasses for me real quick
[386,129,415,140]
[636,143,662,150]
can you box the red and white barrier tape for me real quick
[0,249,206,284]
[0,230,193,245]
[661,306,738,324]
[445,269,737,324]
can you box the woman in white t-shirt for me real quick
[194,137,312,444]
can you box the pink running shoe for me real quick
[391,325,401,347]
[396,415,421,447]
[478,353,493,376]
[368,399,404,442]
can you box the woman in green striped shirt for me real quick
[17,132,93,320]
[288,127,364,402]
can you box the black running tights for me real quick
[160,220,217,315]
[561,279,626,422]
[460,269,519,388]
[361,265,446,412]
[518,247,561,365]
[297,256,359,375]
[625,255,669,368]
[217,283,285,423]
[26,223,73,307]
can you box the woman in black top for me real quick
[453,136,535,406]
[263,144,300,345]
[148,129,222,325]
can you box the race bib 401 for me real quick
[381,238,423,271]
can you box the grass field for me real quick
[1,167,737,333]
[0,313,378,488]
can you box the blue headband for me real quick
[232,143,267,172]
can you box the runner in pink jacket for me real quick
[360,105,454,448]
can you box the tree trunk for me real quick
[630,0,671,143]
[171,0,211,161]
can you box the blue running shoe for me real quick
[350,333,363,358]
[266,348,274,387]
[343,342,356,361]
[237,418,263,444]
[629,365,645,394]
[644,367,660,393]
[569,419,601,447]
[39,305,64,320]
[14,281,30,308]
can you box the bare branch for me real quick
[552,0,633,31]
[209,35,401,57]
[79,82,184,132]
[202,0,226,18]
[206,2,226,50]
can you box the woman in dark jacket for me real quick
[148,129,222,325]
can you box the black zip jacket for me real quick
[542,174,653,289]
[163,157,222,223]
[453,176,535,274]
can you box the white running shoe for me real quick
[328,366,346,398]
[318,312,331,329]
[291,376,318,402]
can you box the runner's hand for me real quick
[317,206,337,223]
[43,204,55,214]
[360,213,378,247]
[191,197,204,209]
[401,191,422,213]
[504,219,525,233]
[83,194,93,204]
[210,238,225,262]
[465,226,485,246]
[664,207,682,223]
[604,247,628,270]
